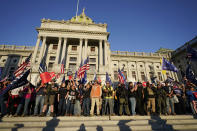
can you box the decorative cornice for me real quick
[36,27,110,36]
[41,19,107,28]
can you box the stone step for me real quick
[1,115,195,122]
[1,124,197,131]
[0,119,197,127]
[0,115,196,131]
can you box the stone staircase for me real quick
[0,115,197,131]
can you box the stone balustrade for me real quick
[111,51,168,58]
[0,45,37,51]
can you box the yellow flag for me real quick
[160,58,166,74]
[162,70,166,74]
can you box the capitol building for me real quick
[0,10,196,85]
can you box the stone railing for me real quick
[0,45,36,51]
[111,51,168,58]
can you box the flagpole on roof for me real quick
[76,0,80,21]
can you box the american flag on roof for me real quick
[118,68,126,84]
[61,56,65,74]
[14,53,32,77]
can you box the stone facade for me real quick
[0,10,186,85]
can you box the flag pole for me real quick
[76,0,80,21]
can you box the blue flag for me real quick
[81,71,87,84]
[93,72,97,81]
[186,64,197,85]
[39,56,47,73]
[162,57,178,72]
[186,44,197,61]
[0,69,30,97]
[62,74,65,83]
[74,71,77,80]
[106,72,112,85]
[0,67,2,81]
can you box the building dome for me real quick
[70,8,94,24]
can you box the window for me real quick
[114,71,118,80]
[140,65,143,68]
[70,57,77,62]
[166,72,170,78]
[13,59,17,63]
[141,72,146,81]
[69,63,76,70]
[114,64,117,66]
[156,66,160,69]
[72,46,77,51]
[53,44,58,50]
[89,58,96,62]
[48,62,54,71]
[132,71,136,81]
[158,72,163,81]
[149,72,154,79]
[49,56,56,61]
[2,59,6,62]
[91,47,95,52]
[131,64,135,68]
[9,67,15,77]
[90,64,96,71]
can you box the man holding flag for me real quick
[102,73,114,115]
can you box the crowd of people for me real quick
[0,76,197,117]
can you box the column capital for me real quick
[37,35,41,39]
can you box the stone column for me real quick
[84,39,88,59]
[38,36,46,63]
[99,40,103,66]
[32,36,41,63]
[61,38,67,61]
[135,61,140,81]
[78,39,83,65]
[55,37,62,64]
[104,40,108,66]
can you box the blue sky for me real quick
[0,0,197,52]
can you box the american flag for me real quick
[39,56,47,73]
[61,56,65,74]
[14,53,32,77]
[77,57,90,79]
[118,68,126,84]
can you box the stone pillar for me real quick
[55,37,62,64]
[61,38,67,61]
[38,36,46,63]
[104,40,107,66]
[99,40,103,66]
[136,61,140,81]
[84,39,88,59]
[78,39,83,65]
[32,36,41,63]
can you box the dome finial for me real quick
[82,8,85,16]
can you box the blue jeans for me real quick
[16,98,30,115]
[0,97,6,115]
[74,100,81,115]
[166,97,175,114]
[129,97,136,115]
[58,98,67,115]
[67,100,74,115]
[83,98,90,116]
[34,95,44,115]
[103,98,114,115]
